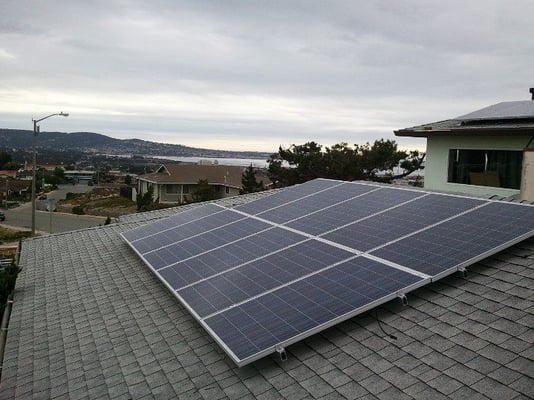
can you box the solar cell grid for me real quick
[235,178,342,215]
[178,240,355,318]
[131,210,246,254]
[372,201,534,276]
[205,256,424,361]
[142,217,272,270]
[322,194,485,251]
[286,186,424,236]
[122,203,223,242]
[159,227,306,289]
[256,182,375,224]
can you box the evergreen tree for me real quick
[191,179,218,202]
[240,165,265,194]
[268,139,425,187]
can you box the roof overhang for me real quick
[395,127,534,138]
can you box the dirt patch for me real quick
[57,187,137,218]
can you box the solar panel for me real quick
[371,201,534,277]
[177,240,355,318]
[256,182,376,224]
[121,178,534,367]
[203,255,425,363]
[159,227,307,290]
[322,194,485,251]
[285,186,424,235]
[122,203,224,242]
[235,178,342,215]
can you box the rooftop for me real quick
[137,163,245,188]
[0,192,533,399]
[395,99,534,137]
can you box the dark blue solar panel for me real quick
[372,202,534,276]
[159,227,307,289]
[178,240,355,317]
[130,210,246,254]
[142,217,272,270]
[285,186,424,236]
[121,178,534,367]
[235,178,342,215]
[122,203,223,242]
[205,256,423,361]
[256,182,376,224]
[323,194,484,251]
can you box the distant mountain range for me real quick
[0,129,271,159]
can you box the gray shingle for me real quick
[1,196,532,400]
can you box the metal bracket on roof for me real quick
[458,267,468,278]
[275,346,287,362]
[398,293,408,306]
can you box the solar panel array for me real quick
[122,179,534,366]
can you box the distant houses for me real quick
[395,88,534,200]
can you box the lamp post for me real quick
[31,112,69,235]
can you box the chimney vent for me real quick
[530,87,534,100]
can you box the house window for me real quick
[166,184,181,194]
[225,187,230,194]
[447,149,522,189]
[182,185,189,194]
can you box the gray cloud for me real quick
[1,0,533,151]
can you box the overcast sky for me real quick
[1,1,533,152]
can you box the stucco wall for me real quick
[520,148,534,201]
[425,135,531,197]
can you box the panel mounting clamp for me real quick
[275,346,287,362]
[398,293,408,306]
[458,267,468,278]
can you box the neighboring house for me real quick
[0,178,31,199]
[0,170,17,179]
[137,163,244,203]
[0,188,533,399]
[395,88,534,199]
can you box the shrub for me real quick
[72,205,85,215]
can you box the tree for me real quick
[268,139,425,187]
[0,152,12,169]
[136,185,154,211]
[0,152,19,170]
[191,179,219,203]
[124,175,132,186]
[240,165,265,194]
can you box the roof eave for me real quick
[394,127,534,138]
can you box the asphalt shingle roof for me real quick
[137,163,245,188]
[1,194,533,399]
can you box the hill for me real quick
[0,129,271,159]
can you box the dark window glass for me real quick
[447,149,522,189]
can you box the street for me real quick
[1,184,108,234]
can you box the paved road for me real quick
[1,184,108,234]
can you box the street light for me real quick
[31,112,69,235]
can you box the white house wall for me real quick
[425,135,530,197]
